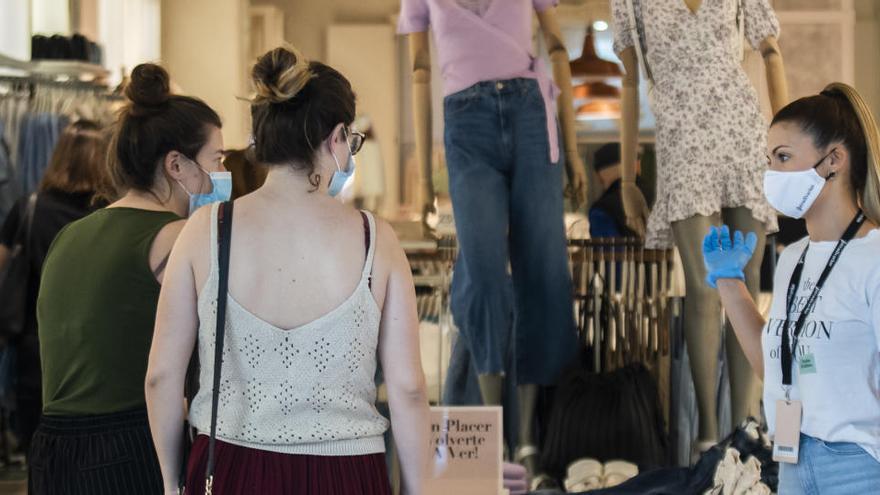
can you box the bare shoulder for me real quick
[149,218,186,277]
[372,216,406,263]
[152,219,186,254]
[153,207,211,261]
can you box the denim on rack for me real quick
[16,113,69,194]
[443,77,576,387]
[777,434,880,495]
[0,121,19,223]
[0,94,30,170]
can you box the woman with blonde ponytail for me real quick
[699,82,880,494]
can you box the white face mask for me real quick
[763,149,834,219]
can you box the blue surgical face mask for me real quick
[177,158,232,215]
[328,134,356,198]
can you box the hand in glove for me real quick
[702,225,758,289]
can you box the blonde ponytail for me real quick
[824,83,880,224]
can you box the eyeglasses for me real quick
[346,128,366,156]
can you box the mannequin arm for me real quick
[618,47,649,237]
[537,7,587,208]
[717,279,765,377]
[759,36,789,115]
[407,32,436,230]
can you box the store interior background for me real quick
[5,0,878,222]
[1,0,880,491]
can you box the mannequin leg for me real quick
[672,213,723,443]
[478,374,504,406]
[722,207,766,427]
[515,384,539,473]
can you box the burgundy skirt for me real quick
[185,435,392,495]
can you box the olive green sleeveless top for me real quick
[38,207,181,415]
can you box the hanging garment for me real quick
[0,91,29,174]
[0,122,18,222]
[16,112,69,194]
[610,0,780,248]
[541,359,668,481]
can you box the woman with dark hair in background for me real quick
[146,46,429,495]
[27,63,226,494]
[0,119,109,459]
[704,82,880,493]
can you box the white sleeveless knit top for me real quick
[188,203,389,456]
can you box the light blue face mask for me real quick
[178,158,232,215]
[328,134,356,198]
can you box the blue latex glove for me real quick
[702,225,758,289]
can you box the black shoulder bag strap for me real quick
[10,193,38,256]
[23,193,37,247]
[205,201,233,495]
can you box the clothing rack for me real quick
[0,61,119,218]
[405,236,457,402]
[400,233,681,404]
[568,237,677,374]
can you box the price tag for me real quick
[799,353,817,375]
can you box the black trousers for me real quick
[28,408,163,495]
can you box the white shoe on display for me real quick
[602,460,639,488]
[564,458,604,492]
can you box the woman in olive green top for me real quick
[28,64,227,495]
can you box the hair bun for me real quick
[125,63,171,107]
[251,46,316,105]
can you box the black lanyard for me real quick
[781,211,866,388]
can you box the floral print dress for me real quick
[611,0,780,248]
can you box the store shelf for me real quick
[32,60,109,79]
[0,53,30,70]
[412,275,445,288]
[401,239,438,253]
[0,53,30,77]
[0,53,109,81]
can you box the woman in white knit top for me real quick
[145,46,430,494]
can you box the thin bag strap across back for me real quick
[11,192,37,249]
[23,192,37,245]
[205,201,233,495]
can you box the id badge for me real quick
[773,399,802,464]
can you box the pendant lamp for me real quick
[569,26,623,120]
[569,26,623,82]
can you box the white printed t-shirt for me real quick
[763,228,880,462]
